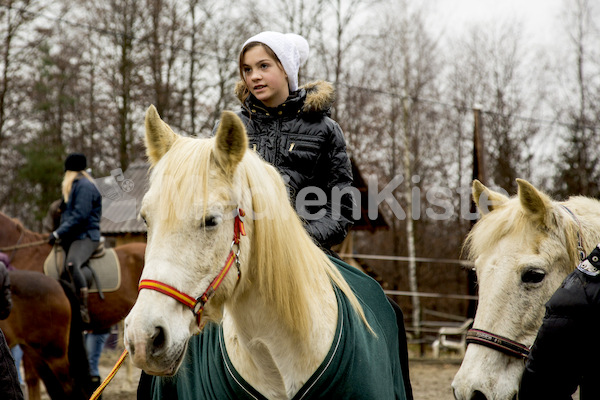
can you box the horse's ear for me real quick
[517,179,552,224]
[472,179,508,215]
[214,111,247,175]
[145,105,178,166]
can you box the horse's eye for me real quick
[521,268,546,284]
[202,216,220,228]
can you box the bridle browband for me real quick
[466,205,587,360]
[138,207,246,327]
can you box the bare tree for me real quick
[192,1,253,135]
[0,0,47,211]
[443,20,540,195]
[140,0,188,123]
[80,0,146,171]
[553,0,600,197]
[346,0,443,342]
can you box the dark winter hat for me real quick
[64,153,87,172]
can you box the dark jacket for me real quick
[0,262,11,320]
[520,249,600,400]
[0,329,24,400]
[233,80,354,249]
[55,175,102,244]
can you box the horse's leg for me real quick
[21,331,73,400]
[43,354,75,399]
[22,346,71,400]
[23,353,42,400]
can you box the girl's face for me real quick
[242,45,289,108]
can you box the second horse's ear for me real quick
[214,111,248,176]
[145,105,179,166]
[516,179,553,226]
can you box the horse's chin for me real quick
[137,341,188,377]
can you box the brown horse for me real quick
[0,211,145,398]
[0,211,145,331]
[2,270,90,400]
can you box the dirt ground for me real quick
[36,347,461,400]
[409,359,460,400]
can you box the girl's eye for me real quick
[260,63,269,69]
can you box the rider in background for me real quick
[48,153,102,324]
[0,257,24,400]
[520,244,600,399]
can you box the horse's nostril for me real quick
[151,326,166,354]
[129,342,136,356]
[471,391,487,400]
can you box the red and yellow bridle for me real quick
[138,207,246,327]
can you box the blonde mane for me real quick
[150,135,371,339]
[464,195,600,276]
[149,137,214,226]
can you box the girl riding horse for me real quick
[49,153,102,324]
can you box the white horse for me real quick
[452,179,600,400]
[124,106,406,399]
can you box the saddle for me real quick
[43,240,121,298]
[43,200,119,297]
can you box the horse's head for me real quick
[452,179,588,400]
[124,105,253,375]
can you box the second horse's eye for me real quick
[521,268,546,284]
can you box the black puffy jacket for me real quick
[232,80,354,249]
[0,262,11,321]
[520,246,600,400]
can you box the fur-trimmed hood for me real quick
[234,80,335,114]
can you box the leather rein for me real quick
[465,205,587,360]
[138,207,246,327]
[0,229,47,264]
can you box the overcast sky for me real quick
[428,0,565,48]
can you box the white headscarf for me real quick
[242,31,310,92]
